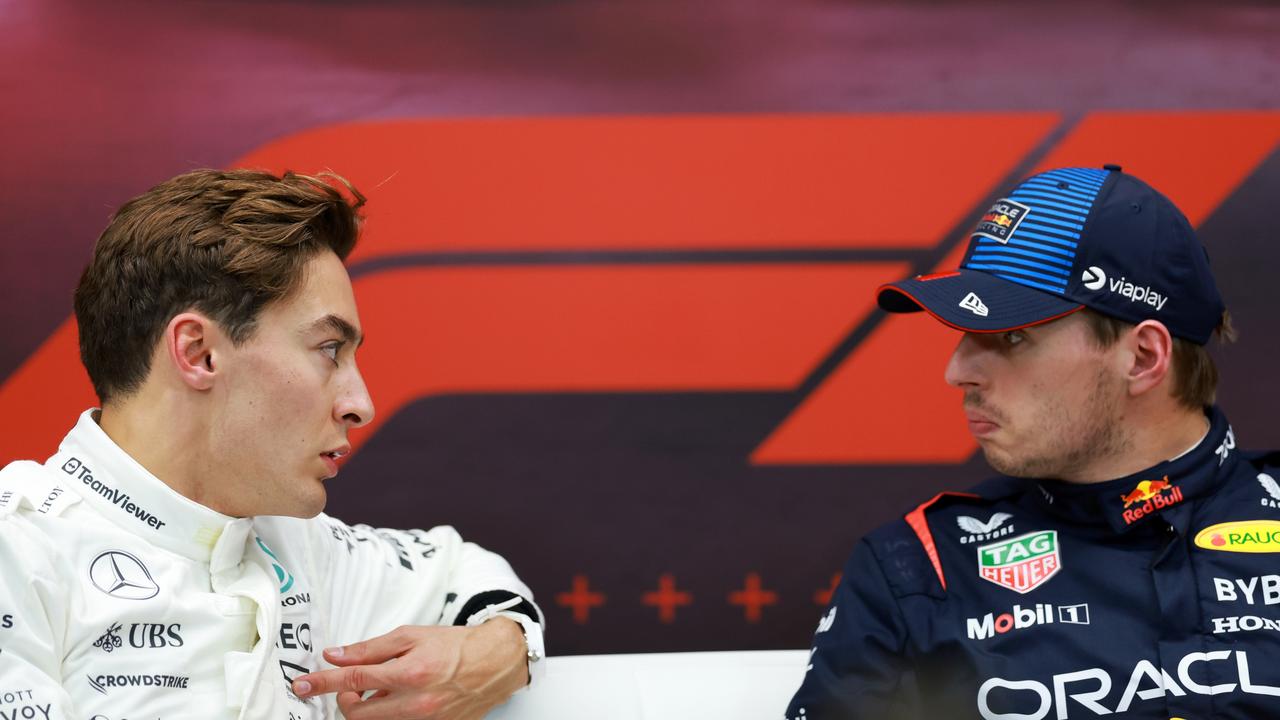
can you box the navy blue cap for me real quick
[877,166,1226,344]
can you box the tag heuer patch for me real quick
[973,199,1031,244]
[977,530,1060,594]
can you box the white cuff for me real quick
[465,598,545,687]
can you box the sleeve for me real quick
[309,515,542,646]
[785,539,919,720]
[0,520,77,718]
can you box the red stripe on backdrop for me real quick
[347,263,905,455]
[0,264,906,462]
[1027,112,1280,226]
[753,239,975,464]
[235,114,1060,256]
[4,113,1275,465]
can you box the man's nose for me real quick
[944,333,984,390]
[335,367,376,428]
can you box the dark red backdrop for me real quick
[1,0,1277,654]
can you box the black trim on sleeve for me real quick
[453,590,540,626]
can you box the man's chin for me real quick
[979,445,1025,478]
[276,485,327,519]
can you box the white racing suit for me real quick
[0,410,542,719]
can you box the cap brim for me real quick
[877,269,1083,333]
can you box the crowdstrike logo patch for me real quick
[959,292,989,317]
[1079,266,1169,311]
[88,550,160,600]
[88,672,189,695]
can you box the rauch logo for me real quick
[1195,521,1280,553]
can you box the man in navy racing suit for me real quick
[786,165,1280,720]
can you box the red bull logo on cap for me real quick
[1120,476,1183,525]
[971,198,1031,245]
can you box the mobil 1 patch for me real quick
[972,199,1031,244]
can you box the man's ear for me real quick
[164,312,221,391]
[1126,320,1174,398]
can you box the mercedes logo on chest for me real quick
[89,550,160,600]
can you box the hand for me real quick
[292,618,528,719]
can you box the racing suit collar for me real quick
[1033,406,1236,534]
[47,409,235,561]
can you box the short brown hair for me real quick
[75,168,365,403]
[1081,308,1236,410]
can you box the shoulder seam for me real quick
[903,491,979,591]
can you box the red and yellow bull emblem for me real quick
[1120,476,1183,525]
[980,211,1014,227]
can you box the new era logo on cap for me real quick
[959,292,989,317]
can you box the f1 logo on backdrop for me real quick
[0,112,1277,465]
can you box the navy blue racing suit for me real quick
[787,407,1280,720]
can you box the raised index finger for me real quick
[324,626,419,666]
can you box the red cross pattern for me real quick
[642,573,693,623]
[728,572,778,623]
[555,574,606,624]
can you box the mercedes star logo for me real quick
[89,550,160,600]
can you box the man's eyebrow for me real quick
[307,314,365,347]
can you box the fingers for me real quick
[293,663,393,697]
[325,625,420,666]
[336,687,449,720]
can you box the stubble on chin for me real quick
[973,368,1132,481]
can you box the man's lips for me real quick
[965,412,1000,437]
[319,445,350,479]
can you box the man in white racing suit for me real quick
[0,169,544,720]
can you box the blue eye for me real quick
[1003,331,1026,346]
[320,343,341,364]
